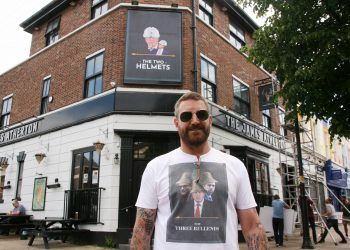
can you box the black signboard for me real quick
[124,10,183,84]
[258,84,275,110]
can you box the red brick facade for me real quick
[0,0,280,134]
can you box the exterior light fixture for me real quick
[93,141,105,153]
[35,153,46,164]
[0,162,9,171]
[114,153,119,164]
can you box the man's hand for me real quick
[130,207,157,250]
[237,207,268,250]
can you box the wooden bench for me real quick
[0,215,34,235]
[26,227,90,249]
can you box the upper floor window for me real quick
[262,109,272,129]
[40,77,51,115]
[91,0,108,19]
[233,78,250,118]
[45,16,60,46]
[1,96,12,128]
[201,57,216,102]
[84,52,104,98]
[199,0,213,26]
[229,22,245,50]
[278,108,287,136]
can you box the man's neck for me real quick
[180,142,210,156]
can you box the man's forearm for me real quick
[130,208,157,250]
[244,222,268,250]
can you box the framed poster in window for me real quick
[124,10,183,84]
[32,177,47,211]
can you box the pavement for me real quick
[0,228,349,249]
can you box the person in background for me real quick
[318,197,347,244]
[272,194,290,247]
[340,196,350,238]
[298,196,317,244]
[0,199,26,235]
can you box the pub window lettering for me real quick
[201,57,216,102]
[199,0,213,26]
[40,78,51,115]
[1,96,12,129]
[91,0,108,19]
[84,52,104,98]
[233,78,250,118]
[229,22,245,50]
[45,16,60,46]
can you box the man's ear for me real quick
[173,117,179,129]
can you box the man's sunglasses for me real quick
[179,110,209,123]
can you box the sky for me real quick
[0,1,265,75]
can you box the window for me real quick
[91,0,108,19]
[199,0,213,26]
[278,108,287,136]
[233,78,250,118]
[1,96,12,128]
[40,78,51,115]
[262,109,271,129]
[84,52,104,98]
[229,22,245,50]
[45,16,60,46]
[15,152,26,200]
[0,175,5,203]
[201,57,216,102]
[255,162,269,195]
[72,148,100,190]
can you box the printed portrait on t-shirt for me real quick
[167,162,228,243]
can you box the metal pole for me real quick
[294,115,314,249]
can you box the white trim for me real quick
[116,87,188,94]
[2,94,13,100]
[1,3,191,75]
[43,75,52,81]
[232,75,249,88]
[200,53,216,66]
[86,48,106,60]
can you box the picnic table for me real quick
[0,214,34,234]
[26,218,89,249]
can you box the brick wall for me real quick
[1,0,280,134]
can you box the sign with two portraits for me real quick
[124,10,183,84]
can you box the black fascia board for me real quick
[20,0,73,33]
[217,0,259,32]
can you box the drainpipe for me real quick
[191,0,198,92]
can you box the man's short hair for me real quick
[174,92,209,117]
[12,199,19,205]
[143,27,160,38]
[273,194,280,200]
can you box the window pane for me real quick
[87,79,95,97]
[202,81,214,102]
[86,59,95,78]
[240,85,249,102]
[73,154,81,190]
[95,54,104,73]
[95,76,103,94]
[82,152,90,189]
[208,64,215,83]
[201,59,208,78]
[41,98,49,114]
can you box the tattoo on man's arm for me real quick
[130,208,157,250]
[245,223,268,250]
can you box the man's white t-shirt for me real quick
[136,147,256,250]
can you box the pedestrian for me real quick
[272,194,290,247]
[318,197,347,244]
[130,92,268,249]
[340,196,350,238]
[298,196,317,244]
[0,199,26,235]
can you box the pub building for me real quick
[0,0,314,245]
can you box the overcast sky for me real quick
[0,1,265,75]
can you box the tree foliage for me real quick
[239,0,350,139]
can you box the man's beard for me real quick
[178,124,210,147]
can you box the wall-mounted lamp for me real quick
[276,167,282,176]
[114,153,119,164]
[0,157,9,170]
[171,3,179,8]
[3,181,11,189]
[93,141,105,153]
[35,153,46,164]
[47,178,61,189]
[131,0,139,5]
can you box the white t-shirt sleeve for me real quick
[135,162,158,209]
[235,161,257,210]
